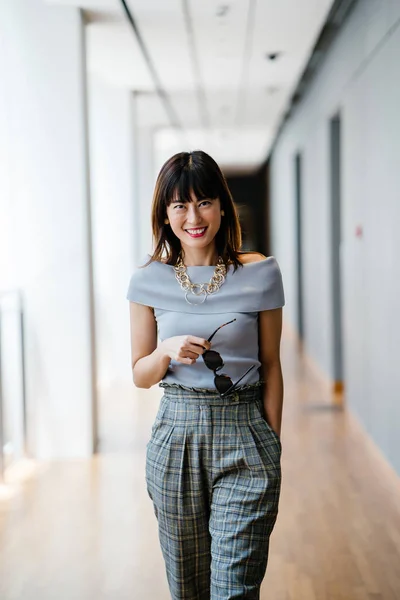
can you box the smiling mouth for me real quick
[185,227,208,237]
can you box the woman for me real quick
[127,150,285,600]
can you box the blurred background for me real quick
[0,0,399,599]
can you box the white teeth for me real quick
[186,227,206,234]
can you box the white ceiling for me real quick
[47,0,334,170]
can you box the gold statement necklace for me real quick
[173,253,227,305]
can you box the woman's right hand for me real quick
[159,335,211,365]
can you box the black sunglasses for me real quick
[202,318,256,397]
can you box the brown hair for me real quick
[142,150,244,272]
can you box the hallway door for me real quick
[330,113,344,394]
[295,152,304,341]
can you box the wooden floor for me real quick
[1,325,400,600]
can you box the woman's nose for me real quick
[186,206,202,223]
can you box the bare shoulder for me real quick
[238,251,269,264]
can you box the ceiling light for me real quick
[266,52,282,61]
[216,4,230,18]
[266,86,280,95]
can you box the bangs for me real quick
[165,164,220,206]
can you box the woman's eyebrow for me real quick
[170,198,189,204]
[171,196,211,203]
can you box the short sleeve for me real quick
[258,257,285,311]
[126,257,154,307]
[126,253,285,313]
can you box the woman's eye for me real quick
[173,201,210,209]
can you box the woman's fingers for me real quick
[167,335,212,364]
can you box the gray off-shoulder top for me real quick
[126,253,285,390]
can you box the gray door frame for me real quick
[330,113,344,389]
[295,152,304,341]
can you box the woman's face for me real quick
[166,190,222,252]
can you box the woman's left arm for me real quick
[258,307,284,438]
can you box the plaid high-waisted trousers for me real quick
[145,382,282,600]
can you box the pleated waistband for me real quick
[159,380,264,405]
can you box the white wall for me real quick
[134,94,168,259]
[270,0,400,474]
[136,126,156,259]
[87,76,135,389]
[0,1,96,458]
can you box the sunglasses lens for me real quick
[203,350,223,370]
[214,374,233,394]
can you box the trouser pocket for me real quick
[251,399,282,452]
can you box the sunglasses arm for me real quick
[220,365,256,397]
[207,318,237,343]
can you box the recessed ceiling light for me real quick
[216,4,230,18]
[265,52,282,61]
[266,85,280,95]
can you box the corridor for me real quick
[1,324,399,600]
[1,1,400,598]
